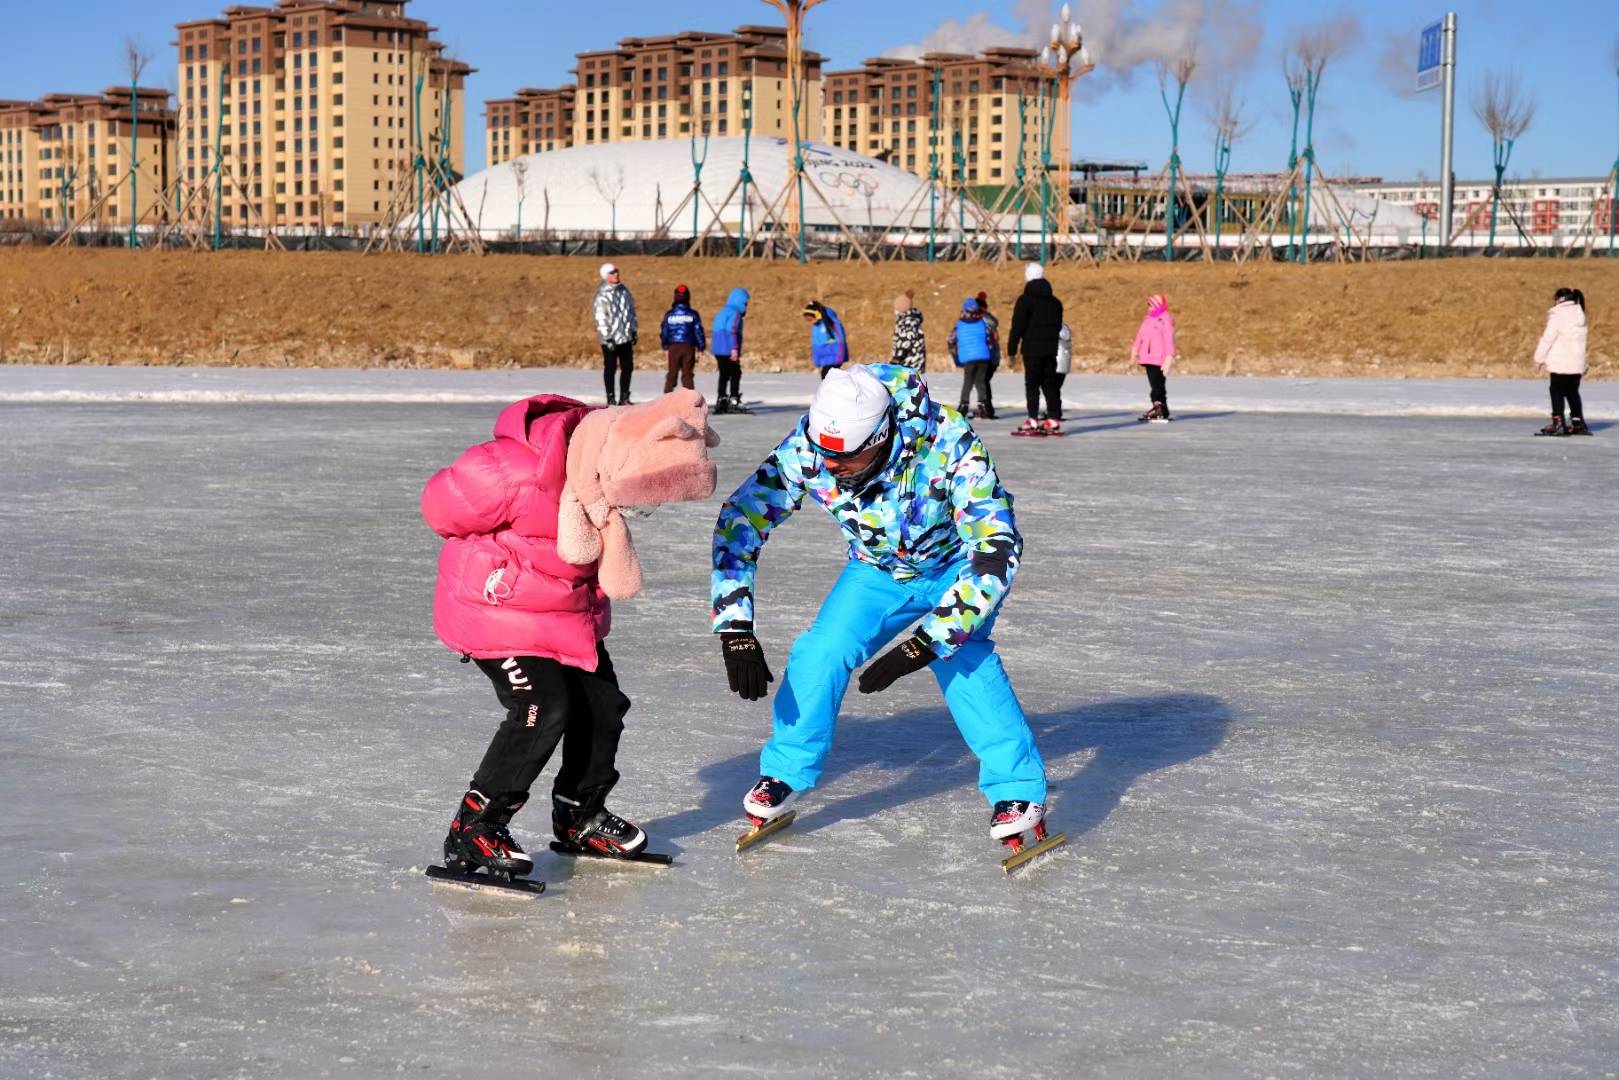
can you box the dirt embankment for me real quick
[0,249,1610,378]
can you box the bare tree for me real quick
[124,38,154,247]
[1470,69,1536,246]
[1153,50,1197,259]
[1281,26,1351,261]
[1205,80,1253,243]
[509,157,529,249]
[588,165,627,238]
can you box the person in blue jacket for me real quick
[947,297,993,417]
[710,288,750,414]
[803,300,848,379]
[659,284,706,394]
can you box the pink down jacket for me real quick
[422,395,611,669]
[1132,310,1177,367]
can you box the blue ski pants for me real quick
[762,559,1047,806]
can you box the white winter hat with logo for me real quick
[599,262,619,281]
[808,366,894,454]
[1024,262,1045,282]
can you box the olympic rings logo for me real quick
[819,170,880,197]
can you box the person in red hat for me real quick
[660,284,707,394]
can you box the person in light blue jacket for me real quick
[803,300,849,378]
[947,297,993,417]
[710,288,750,414]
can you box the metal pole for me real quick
[128,80,139,248]
[738,80,753,256]
[1014,86,1027,260]
[1297,74,1319,265]
[414,74,426,255]
[928,65,940,263]
[213,65,224,251]
[1438,12,1457,249]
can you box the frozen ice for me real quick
[1,367,1615,1079]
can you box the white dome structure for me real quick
[448,137,935,239]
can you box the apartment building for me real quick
[0,88,175,226]
[485,25,823,167]
[1353,176,1617,245]
[173,0,471,232]
[822,48,1061,188]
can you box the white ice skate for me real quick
[991,800,1067,873]
[738,777,799,852]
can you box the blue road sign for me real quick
[1416,21,1444,92]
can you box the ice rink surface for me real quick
[2,369,1616,1079]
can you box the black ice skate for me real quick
[991,800,1067,873]
[551,802,671,865]
[1568,418,1593,436]
[737,776,799,852]
[713,397,732,415]
[428,789,545,896]
[1137,404,1159,423]
[1535,416,1569,437]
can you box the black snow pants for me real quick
[469,642,630,811]
[1022,354,1063,420]
[601,342,634,402]
[958,363,991,412]
[1550,372,1584,421]
[1144,364,1168,409]
[716,355,742,400]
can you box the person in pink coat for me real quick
[1131,293,1178,423]
[1532,287,1591,437]
[421,389,719,879]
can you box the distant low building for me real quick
[1350,176,1616,246]
[0,89,175,227]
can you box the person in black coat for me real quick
[1006,263,1066,435]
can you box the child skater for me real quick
[710,287,750,414]
[422,390,719,881]
[660,285,706,394]
[1132,293,1177,423]
[1533,287,1591,437]
[891,291,927,370]
[948,297,993,417]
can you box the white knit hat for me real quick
[599,262,619,281]
[1024,262,1045,282]
[808,366,893,454]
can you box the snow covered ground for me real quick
[2,368,1616,1079]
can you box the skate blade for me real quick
[736,810,796,853]
[548,841,674,867]
[1000,831,1068,874]
[425,864,546,897]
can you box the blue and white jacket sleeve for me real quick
[916,430,1022,657]
[711,435,808,633]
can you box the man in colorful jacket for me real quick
[711,364,1049,843]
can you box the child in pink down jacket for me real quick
[1132,293,1178,423]
[421,389,719,880]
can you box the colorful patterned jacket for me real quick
[711,364,1021,659]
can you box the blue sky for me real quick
[2,0,1614,182]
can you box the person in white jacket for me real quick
[1532,288,1591,437]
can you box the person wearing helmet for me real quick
[659,284,707,394]
[711,364,1050,852]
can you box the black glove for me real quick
[721,632,774,701]
[857,634,937,694]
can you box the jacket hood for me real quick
[726,287,750,311]
[1023,278,1053,299]
[493,394,591,447]
[1550,299,1586,324]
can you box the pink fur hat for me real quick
[556,389,720,599]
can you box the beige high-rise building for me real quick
[485,26,823,167]
[0,88,175,226]
[823,48,1065,191]
[173,0,471,233]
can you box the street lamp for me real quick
[1031,6,1092,263]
